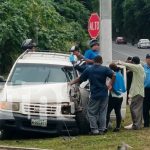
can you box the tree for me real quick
[112,0,124,37]
[122,0,150,40]
[77,0,99,12]
[0,0,88,74]
[53,0,90,28]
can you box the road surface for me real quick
[112,43,150,63]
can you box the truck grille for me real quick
[23,104,57,116]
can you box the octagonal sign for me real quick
[88,13,100,39]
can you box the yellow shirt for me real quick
[121,62,145,98]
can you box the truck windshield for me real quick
[8,63,74,85]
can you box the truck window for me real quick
[8,63,74,85]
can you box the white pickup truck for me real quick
[0,51,127,139]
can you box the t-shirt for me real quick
[80,64,113,100]
[84,49,100,61]
[111,71,126,97]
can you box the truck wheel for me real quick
[76,111,90,134]
[0,129,11,140]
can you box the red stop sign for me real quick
[88,13,100,39]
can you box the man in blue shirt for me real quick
[70,56,115,135]
[143,54,150,127]
[84,39,100,64]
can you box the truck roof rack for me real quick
[17,50,70,62]
[38,49,70,54]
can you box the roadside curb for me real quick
[0,146,51,150]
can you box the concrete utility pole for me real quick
[100,0,112,65]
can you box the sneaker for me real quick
[113,128,120,132]
[89,129,99,135]
[124,124,133,130]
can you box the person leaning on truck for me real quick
[69,55,115,135]
[69,45,87,73]
[119,56,145,130]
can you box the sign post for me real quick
[88,13,100,39]
[100,0,112,65]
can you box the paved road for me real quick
[112,43,150,63]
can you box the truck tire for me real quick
[75,111,90,134]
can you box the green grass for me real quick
[0,106,150,150]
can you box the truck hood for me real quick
[4,83,70,103]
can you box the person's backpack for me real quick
[113,71,126,95]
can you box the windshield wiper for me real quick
[44,70,51,83]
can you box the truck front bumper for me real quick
[0,111,77,134]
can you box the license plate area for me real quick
[31,119,47,127]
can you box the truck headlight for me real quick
[0,102,19,111]
[61,105,71,115]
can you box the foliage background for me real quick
[112,0,150,41]
[0,0,94,73]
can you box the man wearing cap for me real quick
[143,54,150,127]
[69,46,84,62]
[84,39,100,64]
[69,45,87,72]
[119,56,145,130]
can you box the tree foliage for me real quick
[53,0,90,28]
[112,0,150,41]
[0,0,89,73]
[77,0,99,13]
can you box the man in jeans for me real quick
[70,56,115,135]
[119,56,145,129]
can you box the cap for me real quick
[132,56,140,64]
[146,54,150,59]
[89,39,99,47]
[70,45,79,52]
